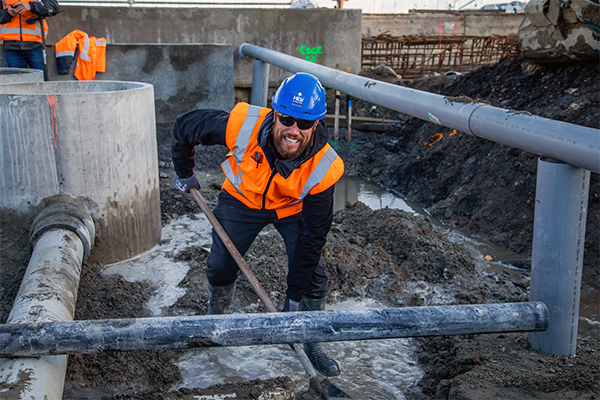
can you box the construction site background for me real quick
[0,8,527,119]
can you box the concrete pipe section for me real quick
[0,81,161,264]
[0,67,44,84]
[0,196,95,399]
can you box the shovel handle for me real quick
[189,188,277,313]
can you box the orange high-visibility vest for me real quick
[221,102,345,219]
[55,30,106,81]
[0,0,48,43]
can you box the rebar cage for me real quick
[361,34,521,78]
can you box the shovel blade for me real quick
[306,377,353,399]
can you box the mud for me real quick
[0,56,598,399]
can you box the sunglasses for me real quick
[276,112,317,130]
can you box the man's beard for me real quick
[273,136,311,160]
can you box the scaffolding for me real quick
[361,34,521,78]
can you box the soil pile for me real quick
[1,56,598,399]
[345,56,599,281]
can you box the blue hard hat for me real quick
[271,73,327,121]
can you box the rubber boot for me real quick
[299,296,341,377]
[206,282,236,315]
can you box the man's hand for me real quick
[9,2,31,15]
[173,174,200,193]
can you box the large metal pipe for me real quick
[528,158,590,356]
[0,197,95,399]
[238,43,600,173]
[0,302,547,357]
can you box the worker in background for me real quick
[172,73,345,377]
[0,0,59,72]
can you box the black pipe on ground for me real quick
[0,302,547,358]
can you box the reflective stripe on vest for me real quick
[234,105,261,164]
[55,49,75,57]
[79,33,91,61]
[220,104,263,200]
[297,146,339,201]
[221,157,246,199]
[0,26,41,36]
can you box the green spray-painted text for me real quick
[299,45,323,62]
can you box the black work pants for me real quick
[206,190,328,299]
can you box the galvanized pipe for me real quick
[239,43,600,173]
[251,59,270,107]
[0,198,95,399]
[528,158,590,356]
[0,302,548,357]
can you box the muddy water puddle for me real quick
[177,299,422,399]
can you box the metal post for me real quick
[251,59,270,107]
[334,90,340,141]
[528,157,590,356]
[0,302,548,357]
[347,95,352,142]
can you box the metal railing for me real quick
[239,42,599,357]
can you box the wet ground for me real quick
[1,56,598,399]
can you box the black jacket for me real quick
[171,108,337,301]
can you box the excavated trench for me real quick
[1,56,598,399]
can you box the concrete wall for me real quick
[44,7,363,86]
[45,43,235,123]
[362,13,526,37]
[0,44,234,123]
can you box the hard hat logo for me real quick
[292,92,304,105]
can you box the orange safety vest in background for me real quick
[221,102,345,219]
[0,0,48,43]
[55,29,106,81]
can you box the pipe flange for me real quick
[30,196,96,263]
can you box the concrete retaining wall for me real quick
[44,7,362,86]
[0,7,361,122]
[362,12,526,37]
[48,43,235,123]
[0,44,234,123]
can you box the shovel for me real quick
[189,187,352,400]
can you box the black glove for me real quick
[173,174,200,193]
[282,297,299,312]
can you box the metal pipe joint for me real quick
[30,195,96,262]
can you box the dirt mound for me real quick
[339,56,599,286]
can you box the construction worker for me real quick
[172,72,344,377]
[0,0,59,72]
